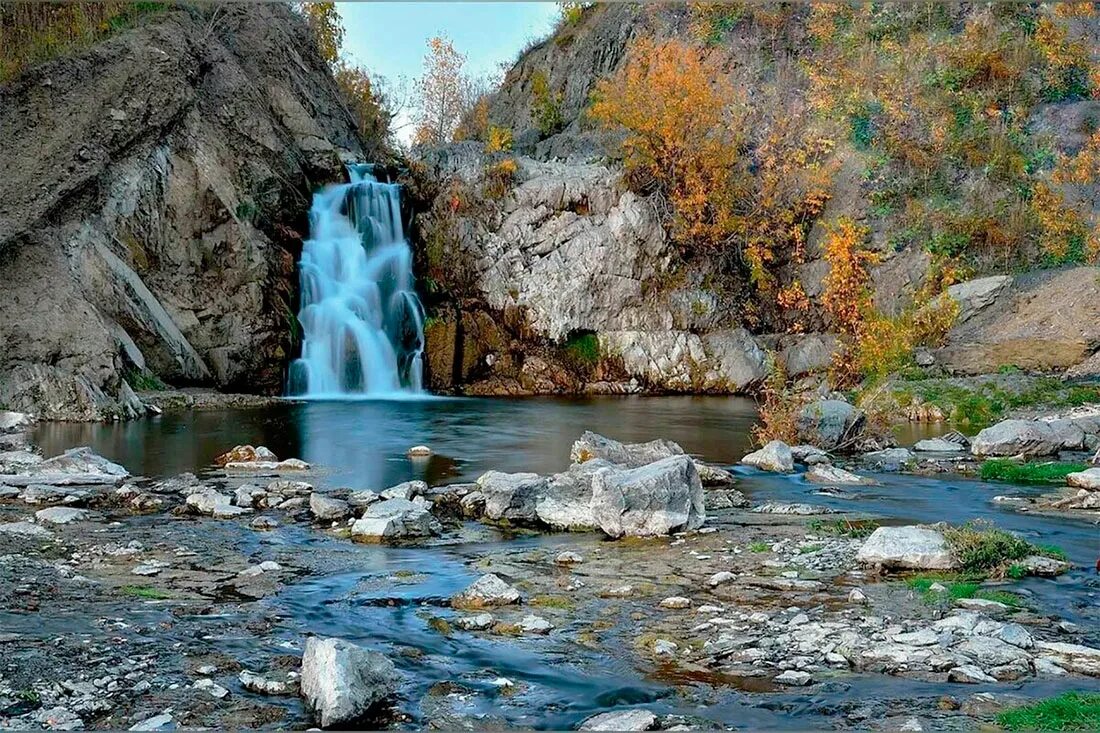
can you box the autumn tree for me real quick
[590,38,744,251]
[413,35,472,145]
[298,2,343,66]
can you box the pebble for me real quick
[658,596,692,610]
[555,551,584,564]
[775,670,813,686]
[519,615,553,635]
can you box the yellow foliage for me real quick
[332,63,389,141]
[821,217,878,336]
[484,125,513,154]
[300,2,344,66]
[483,158,518,199]
[590,37,744,252]
[414,35,471,145]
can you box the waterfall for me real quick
[287,164,426,398]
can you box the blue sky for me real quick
[338,2,560,140]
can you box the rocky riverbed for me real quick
[1,408,1099,730]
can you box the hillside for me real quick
[0,3,367,419]
[411,2,1100,398]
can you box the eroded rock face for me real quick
[0,5,365,420]
[299,637,396,728]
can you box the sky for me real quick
[337,2,560,142]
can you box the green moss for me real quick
[563,331,600,370]
[980,460,1087,485]
[997,692,1100,731]
[124,369,168,392]
[530,594,574,610]
[427,617,452,635]
[121,585,171,600]
[891,377,1100,430]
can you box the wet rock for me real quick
[347,489,381,508]
[752,502,834,515]
[579,708,658,731]
[775,670,813,686]
[741,440,794,473]
[805,464,872,485]
[913,438,965,453]
[380,480,427,501]
[476,471,546,523]
[791,445,830,465]
[519,615,553,634]
[407,445,432,457]
[234,483,266,508]
[215,445,278,466]
[1035,641,1100,676]
[267,479,313,496]
[971,420,1058,458]
[555,551,584,564]
[300,636,397,728]
[310,493,350,521]
[34,506,90,525]
[193,677,230,699]
[570,431,684,468]
[659,596,692,610]
[694,462,737,487]
[856,526,957,570]
[590,455,704,538]
[458,490,486,517]
[704,488,749,510]
[1015,554,1071,576]
[0,520,53,538]
[948,665,996,683]
[0,446,128,486]
[454,613,494,631]
[239,669,296,696]
[1066,467,1100,490]
[797,399,865,451]
[451,573,521,609]
[239,560,282,577]
[186,489,249,518]
[128,713,174,731]
[351,498,441,540]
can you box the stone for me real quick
[193,678,229,699]
[971,420,1059,458]
[310,493,350,521]
[451,574,521,609]
[995,624,1035,650]
[476,471,546,523]
[791,445,831,465]
[454,613,494,631]
[954,637,1031,667]
[350,498,441,540]
[579,709,658,731]
[1035,641,1100,676]
[407,445,432,457]
[856,526,958,570]
[570,431,683,467]
[534,459,609,530]
[0,446,128,486]
[555,551,584,564]
[347,490,381,508]
[861,448,915,470]
[956,598,1009,613]
[704,488,749,510]
[797,399,865,451]
[590,455,704,538]
[34,506,90,525]
[694,461,737,486]
[300,636,397,728]
[848,588,868,604]
[913,438,965,453]
[659,596,692,609]
[380,480,427,501]
[0,520,53,538]
[948,665,996,684]
[234,484,266,508]
[892,629,938,646]
[1015,554,1071,577]
[805,464,872,485]
[652,639,678,656]
[1067,467,1100,490]
[519,615,553,634]
[224,457,310,472]
[0,411,33,433]
[946,276,1010,322]
[239,670,295,696]
[186,489,248,518]
[129,713,174,731]
[708,571,736,587]
[239,560,282,577]
[752,502,833,515]
[775,670,813,686]
[214,445,278,466]
[741,440,794,473]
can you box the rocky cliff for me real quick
[0,4,367,420]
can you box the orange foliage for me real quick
[821,217,877,336]
[590,37,744,251]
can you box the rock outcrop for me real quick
[0,5,367,420]
[299,636,396,728]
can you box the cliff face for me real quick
[0,4,365,420]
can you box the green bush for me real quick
[997,692,1100,731]
[563,331,600,369]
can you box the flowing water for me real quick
[31,397,1100,728]
[288,164,425,397]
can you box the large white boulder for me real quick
[971,420,1059,458]
[475,471,546,523]
[450,573,521,609]
[856,526,958,570]
[350,498,440,540]
[741,441,794,473]
[0,446,128,486]
[570,431,683,467]
[590,455,704,538]
[299,637,396,728]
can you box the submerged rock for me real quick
[451,573,521,609]
[856,526,957,570]
[300,636,397,728]
[741,440,794,473]
[350,498,441,540]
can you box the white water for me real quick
[288,164,425,398]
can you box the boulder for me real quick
[1047,419,1087,451]
[310,493,350,521]
[350,498,441,540]
[805,464,872,485]
[570,431,683,467]
[450,573,521,609]
[797,399,865,450]
[380,480,427,501]
[741,440,794,473]
[954,636,1031,667]
[0,411,34,434]
[1035,641,1100,676]
[234,484,267,508]
[476,471,546,523]
[971,420,1059,458]
[215,445,278,466]
[0,447,129,486]
[913,438,965,453]
[704,488,749,510]
[856,526,958,570]
[1015,554,1071,576]
[299,636,397,728]
[34,507,90,525]
[533,460,608,530]
[590,455,704,538]
[1067,467,1100,490]
[861,447,915,471]
[791,445,830,465]
[946,276,1010,323]
[579,709,658,731]
[186,489,236,516]
[693,461,737,486]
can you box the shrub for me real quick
[484,124,513,154]
[751,357,800,446]
[482,158,518,199]
[590,37,744,253]
[943,520,1036,575]
[530,69,564,138]
[997,692,1100,732]
[821,217,877,336]
[563,331,600,371]
[980,460,1087,485]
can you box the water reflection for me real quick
[35,396,760,489]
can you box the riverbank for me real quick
[1,402,1098,730]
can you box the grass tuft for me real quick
[808,518,880,538]
[980,460,1086,485]
[907,576,1022,607]
[997,692,1100,731]
[121,585,171,600]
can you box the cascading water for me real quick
[288,164,425,398]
